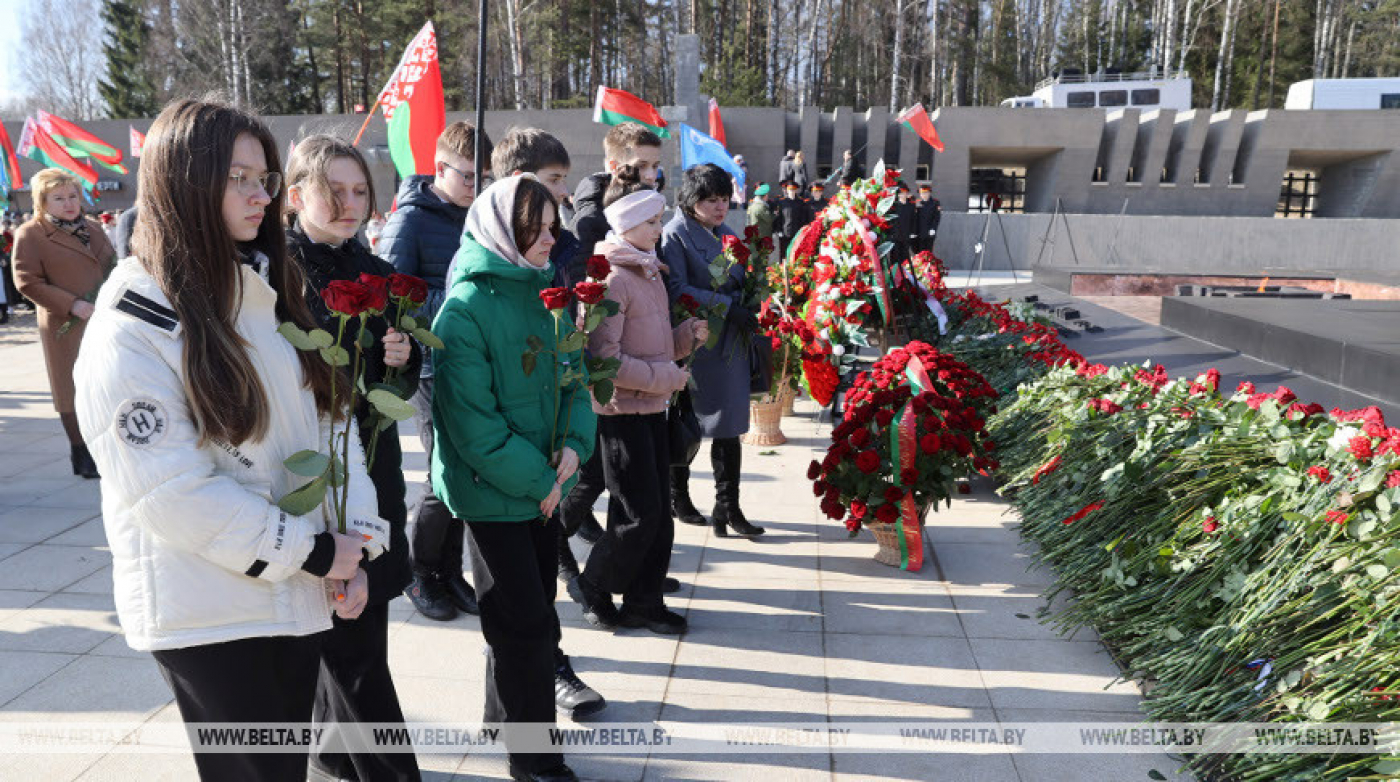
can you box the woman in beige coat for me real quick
[13,168,115,478]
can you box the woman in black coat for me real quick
[285,136,423,782]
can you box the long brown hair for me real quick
[511,177,559,255]
[132,98,339,446]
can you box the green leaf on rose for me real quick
[521,351,537,376]
[412,328,445,350]
[592,378,615,406]
[319,345,350,366]
[1365,563,1388,579]
[367,389,416,421]
[308,329,335,349]
[357,328,374,350]
[284,449,330,478]
[585,308,606,332]
[277,322,318,350]
[278,476,327,516]
[526,334,545,352]
[399,316,418,331]
[557,331,587,354]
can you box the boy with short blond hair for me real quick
[569,123,663,274]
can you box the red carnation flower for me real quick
[1349,436,1374,461]
[574,281,607,305]
[322,280,374,317]
[586,255,612,281]
[1203,516,1219,534]
[539,287,573,310]
[1237,381,1256,394]
[1387,471,1400,489]
[855,450,881,474]
[1325,510,1349,525]
[1306,466,1332,484]
[388,273,429,304]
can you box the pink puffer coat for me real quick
[586,240,699,416]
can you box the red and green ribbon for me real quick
[850,216,895,327]
[887,355,932,571]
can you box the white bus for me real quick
[1001,70,1193,110]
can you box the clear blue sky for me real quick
[0,0,31,105]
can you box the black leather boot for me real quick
[557,526,581,584]
[71,444,99,480]
[404,572,457,621]
[670,465,707,525]
[711,438,764,537]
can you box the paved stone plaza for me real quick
[0,305,1187,782]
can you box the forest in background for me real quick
[6,0,1399,121]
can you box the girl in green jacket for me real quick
[430,175,596,782]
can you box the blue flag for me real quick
[679,123,744,195]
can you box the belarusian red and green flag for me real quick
[593,87,670,139]
[896,103,945,153]
[17,117,99,192]
[0,122,21,203]
[378,22,445,178]
[37,110,127,174]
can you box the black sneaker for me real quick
[570,575,620,630]
[576,514,605,544]
[555,654,606,719]
[444,573,479,615]
[618,604,688,635]
[404,573,457,621]
[509,762,578,782]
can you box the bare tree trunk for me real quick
[767,0,778,103]
[504,0,526,109]
[1211,0,1238,110]
[889,0,905,111]
[1341,6,1357,77]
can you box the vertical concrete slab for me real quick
[1134,109,1175,187]
[900,111,923,184]
[1199,109,1246,186]
[1106,109,1140,184]
[1166,110,1210,187]
[1318,152,1390,217]
[831,107,854,179]
[800,106,820,170]
[865,107,890,169]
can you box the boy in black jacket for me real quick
[568,123,663,276]
[380,122,492,624]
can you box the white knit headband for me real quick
[604,190,667,235]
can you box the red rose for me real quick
[883,486,904,504]
[744,225,759,240]
[854,450,881,474]
[586,255,611,280]
[721,234,751,263]
[899,467,919,485]
[322,280,374,317]
[850,428,871,448]
[875,409,896,427]
[957,483,971,495]
[919,434,940,455]
[574,281,607,306]
[539,287,573,310]
[850,501,868,519]
[875,504,900,523]
[388,273,429,304]
[1203,516,1219,534]
[812,480,827,497]
[807,461,822,481]
[357,273,389,312]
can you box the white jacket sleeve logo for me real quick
[116,397,169,448]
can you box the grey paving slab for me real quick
[934,542,1056,589]
[0,544,110,592]
[969,638,1143,713]
[948,584,1099,643]
[669,628,827,700]
[822,581,964,638]
[0,591,121,655]
[0,505,99,545]
[824,634,991,710]
[47,517,110,548]
[685,574,824,633]
[0,650,77,706]
[1,654,169,721]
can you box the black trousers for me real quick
[467,516,565,773]
[312,603,421,781]
[151,633,323,782]
[582,414,674,608]
[560,435,605,537]
[408,377,465,578]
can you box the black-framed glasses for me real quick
[229,169,282,199]
[443,163,493,191]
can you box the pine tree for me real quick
[99,0,158,118]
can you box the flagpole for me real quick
[351,101,381,147]
[473,0,487,192]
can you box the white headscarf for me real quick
[463,173,550,270]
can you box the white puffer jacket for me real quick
[74,258,383,651]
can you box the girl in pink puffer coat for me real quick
[570,167,708,635]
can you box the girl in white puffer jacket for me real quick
[72,99,389,782]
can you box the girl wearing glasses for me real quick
[283,134,421,782]
[72,99,388,782]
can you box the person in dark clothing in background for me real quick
[773,180,813,260]
[379,121,491,624]
[568,123,664,280]
[840,149,865,185]
[806,182,827,212]
[113,204,138,258]
[892,182,918,265]
[916,185,942,252]
[285,135,422,782]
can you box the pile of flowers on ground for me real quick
[991,361,1400,781]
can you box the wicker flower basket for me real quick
[742,397,787,446]
[870,523,905,567]
[781,386,798,416]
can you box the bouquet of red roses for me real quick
[810,342,999,562]
[275,272,437,532]
[707,228,774,361]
